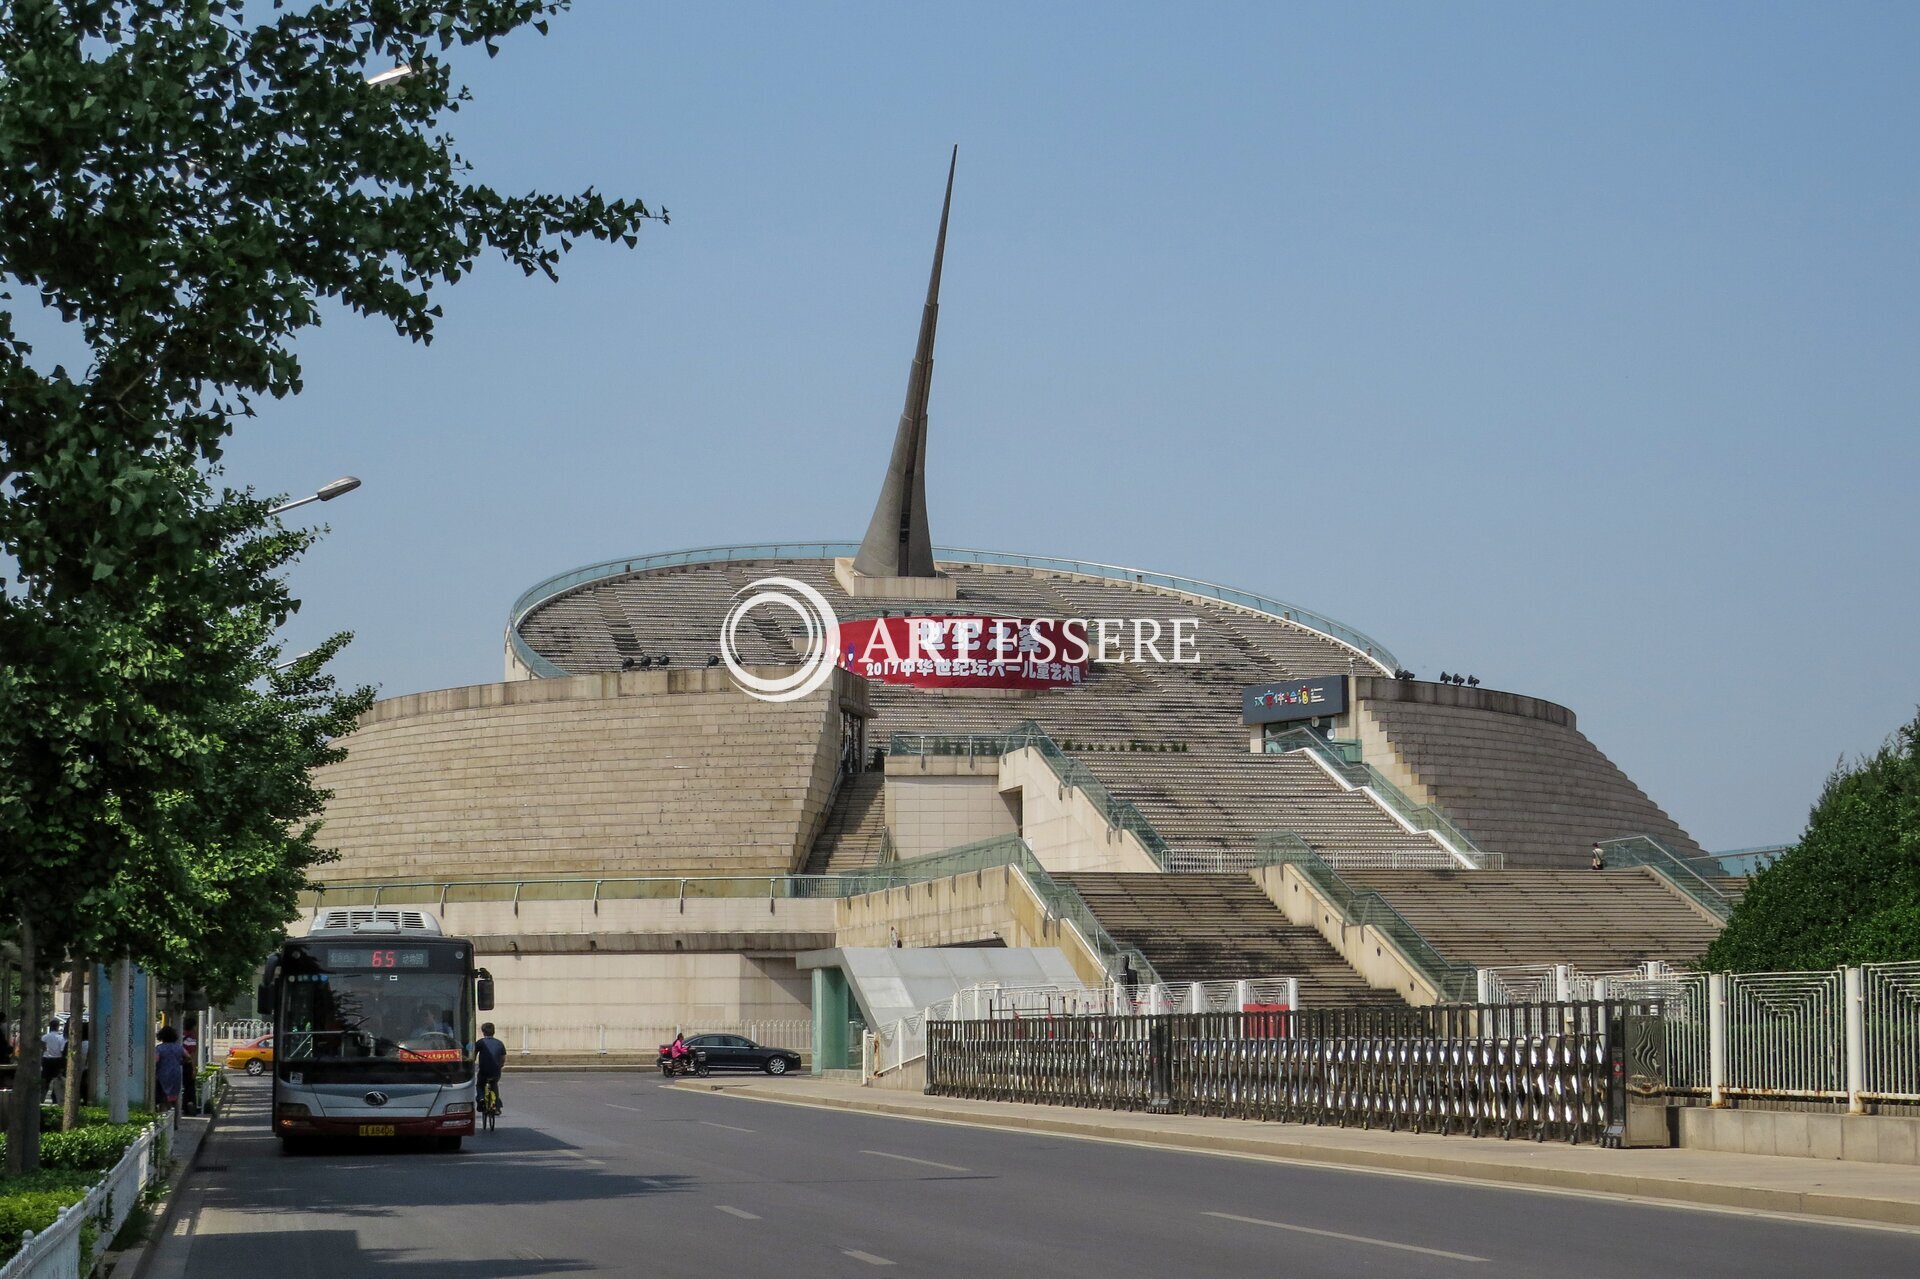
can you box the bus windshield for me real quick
[276,941,473,1075]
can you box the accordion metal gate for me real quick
[927,1003,1622,1144]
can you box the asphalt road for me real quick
[150,1073,1920,1278]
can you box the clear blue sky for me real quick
[209,2,1916,852]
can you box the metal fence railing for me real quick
[891,720,1490,873]
[1724,971,1847,1099]
[1502,962,1920,1109]
[1254,835,1480,1002]
[867,976,1309,1080]
[893,721,1185,872]
[850,832,1164,988]
[1260,728,1495,869]
[1861,961,1920,1101]
[495,1020,817,1059]
[303,873,896,913]
[506,541,1401,680]
[928,1003,1620,1144]
[1,1119,167,1279]
[1596,836,1733,922]
[1479,962,1683,1005]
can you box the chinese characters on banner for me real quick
[838,616,1092,689]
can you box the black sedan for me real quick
[657,1034,801,1076]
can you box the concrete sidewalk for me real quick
[689,1077,1920,1230]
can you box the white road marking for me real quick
[860,1149,970,1173]
[843,1250,896,1266]
[1202,1212,1487,1263]
[699,1120,755,1133]
[715,1205,761,1220]
[709,1090,1920,1239]
[172,1218,190,1236]
[555,1148,606,1167]
[604,1103,647,1112]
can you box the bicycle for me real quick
[479,1078,502,1132]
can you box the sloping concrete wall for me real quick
[1252,865,1441,1005]
[315,666,866,882]
[1352,677,1703,867]
[836,866,1111,985]
[996,748,1161,874]
[883,755,1019,858]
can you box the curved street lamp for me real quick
[270,476,361,517]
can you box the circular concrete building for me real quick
[307,157,1724,1057]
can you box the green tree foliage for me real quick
[1704,711,1920,971]
[1,1,656,1170]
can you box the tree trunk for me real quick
[4,920,41,1175]
[83,961,99,1104]
[107,957,131,1124]
[62,954,85,1131]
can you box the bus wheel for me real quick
[437,1136,464,1153]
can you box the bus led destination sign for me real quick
[322,948,432,970]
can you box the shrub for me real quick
[0,1170,96,1264]
[39,1105,156,1131]
[1705,709,1920,970]
[1,1120,153,1174]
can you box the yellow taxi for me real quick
[224,1035,274,1076]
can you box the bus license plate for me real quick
[358,1124,395,1138]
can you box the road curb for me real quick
[114,1094,227,1279]
[701,1084,1920,1230]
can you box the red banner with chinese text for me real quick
[837,616,1091,690]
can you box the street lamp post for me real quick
[270,476,361,517]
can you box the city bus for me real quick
[258,908,493,1153]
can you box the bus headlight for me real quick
[442,1102,473,1116]
[276,1102,312,1127]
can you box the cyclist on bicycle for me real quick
[475,1022,507,1113]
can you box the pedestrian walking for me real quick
[40,1019,68,1103]
[154,1026,189,1119]
[1590,843,1606,871]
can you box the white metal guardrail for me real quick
[1724,970,1847,1099]
[497,1021,816,1058]
[210,1018,269,1041]
[1860,961,1920,1101]
[864,977,1306,1081]
[1479,962,1680,1004]
[506,541,1402,679]
[1,1121,166,1279]
[1486,961,1920,1109]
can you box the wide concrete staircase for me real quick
[1056,872,1405,1006]
[1079,753,1452,866]
[805,772,890,873]
[1345,868,1723,971]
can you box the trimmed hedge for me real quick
[0,1169,97,1262]
[0,1113,165,1264]
[37,1105,159,1131]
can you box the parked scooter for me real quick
[658,1047,709,1078]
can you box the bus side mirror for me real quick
[476,969,494,1012]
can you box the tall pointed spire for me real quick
[852,146,956,581]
